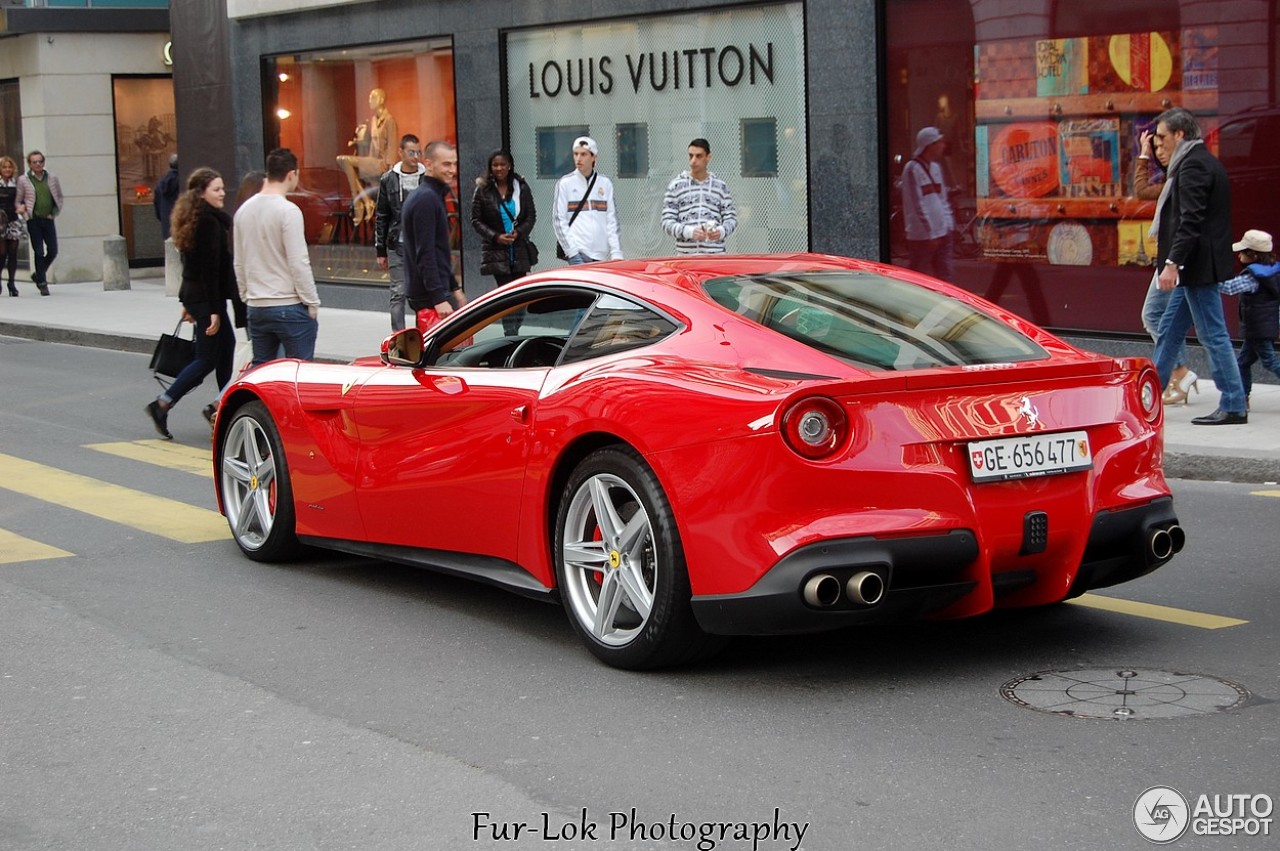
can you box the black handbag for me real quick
[149,318,195,386]
[555,172,597,260]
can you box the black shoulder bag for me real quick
[555,172,598,260]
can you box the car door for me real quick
[352,288,598,563]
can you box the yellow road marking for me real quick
[1070,593,1248,630]
[1250,489,1280,498]
[0,453,228,543]
[86,440,214,478]
[0,528,74,564]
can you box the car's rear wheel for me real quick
[554,446,722,669]
[219,401,301,562]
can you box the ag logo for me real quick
[1134,786,1190,843]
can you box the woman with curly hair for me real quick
[145,167,245,439]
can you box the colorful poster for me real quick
[1182,27,1219,92]
[1118,220,1158,266]
[1090,32,1177,93]
[1036,38,1088,97]
[989,122,1059,198]
[976,40,1037,101]
[1058,118,1121,198]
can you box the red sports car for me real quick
[213,254,1183,669]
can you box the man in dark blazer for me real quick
[1151,107,1248,425]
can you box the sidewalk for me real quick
[2,277,1278,483]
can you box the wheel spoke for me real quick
[593,570,626,638]
[588,477,625,545]
[615,559,653,619]
[617,510,650,560]
[563,539,608,574]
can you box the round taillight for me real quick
[782,396,848,459]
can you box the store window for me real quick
[264,38,457,286]
[885,0,1280,336]
[112,76,176,266]
[1,79,21,164]
[505,2,808,260]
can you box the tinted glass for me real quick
[703,271,1047,370]
[561,294,679,363]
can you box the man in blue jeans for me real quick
[16,150,62,295]
[233,148,321,366]
[1149,108,1246,425]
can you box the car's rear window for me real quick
[703,271,1048,370]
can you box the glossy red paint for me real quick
[213,253,1177,652]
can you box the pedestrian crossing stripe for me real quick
[0,452,229,544]
[1250,489,1280,498]
[86,440,214,478]
[1069,593,1248,629]
[0,528,74,564]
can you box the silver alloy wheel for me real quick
[220,414,278,550]
[560,473,658,647]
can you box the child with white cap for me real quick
[1218,228,1280,406]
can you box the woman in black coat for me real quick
[145,167,244,439]
[470,150,537,292]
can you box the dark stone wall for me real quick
[169,0,237,200]
[175,0,883,290]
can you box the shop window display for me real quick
[265,39,457,286]
[885,0,1280,335]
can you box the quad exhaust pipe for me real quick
[1147,524,1186,562]
[803,570,886,609]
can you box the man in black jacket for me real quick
[1151,107,1248,425]
[375,134,426,331]
[401,141,466,332]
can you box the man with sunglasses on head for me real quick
[375,134,427,331]
[16,151,62,295]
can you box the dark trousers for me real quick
[26,217,57,285]
[1,238,17,290]
[163,311,235,406]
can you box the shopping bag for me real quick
[149,319,194,381]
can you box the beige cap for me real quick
[1232,229,1273,253]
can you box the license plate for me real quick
[968,430,1092,482]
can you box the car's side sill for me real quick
[297,536,557,602]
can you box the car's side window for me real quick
[560,294,678,364]
[434,291,597,369]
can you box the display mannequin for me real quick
[337,88,398,225]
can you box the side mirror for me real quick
[380,328,424,366]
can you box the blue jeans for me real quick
[247,303,318,367]
[162,310,235,406]
[906,233,954,282]
[1237,338,1280,398]
[26,217,57,285]
[1153,285,1246,413]
[569,252,594,265]
[1140,276,1188,367]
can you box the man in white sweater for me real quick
[233,148,321,366]
[552,136,622,264]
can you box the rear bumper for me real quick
[689,497,1182,636]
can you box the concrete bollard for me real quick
[164,237,182,297]
[103,235,131,291]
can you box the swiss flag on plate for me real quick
[971,451,984,469]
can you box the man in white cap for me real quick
[900,126,955,281]
[552,136,622,264]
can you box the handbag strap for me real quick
[566,171,598,229]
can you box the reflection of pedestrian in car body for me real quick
[900,126,955,282]
[1150,107,1247,425]
[661,138,737,254]
[552,136,622,264]
[401,141,466,331]
[375,134,426,331]
[471,149,538,292]
[1135,128,1197,405]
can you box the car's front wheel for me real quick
[219,400,301,562]
[555,446,722,669]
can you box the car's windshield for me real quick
[703,271,1048,370]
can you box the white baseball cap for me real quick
[572,136,598,155]
[913,126,944,158]
[1232,229,1273,253]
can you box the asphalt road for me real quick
[1,337,1277,851]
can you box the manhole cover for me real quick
[1000,669,1250,720]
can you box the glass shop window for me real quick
[264,38,457,287]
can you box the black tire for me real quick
[218,400,302,562]
[554,446,724,669]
